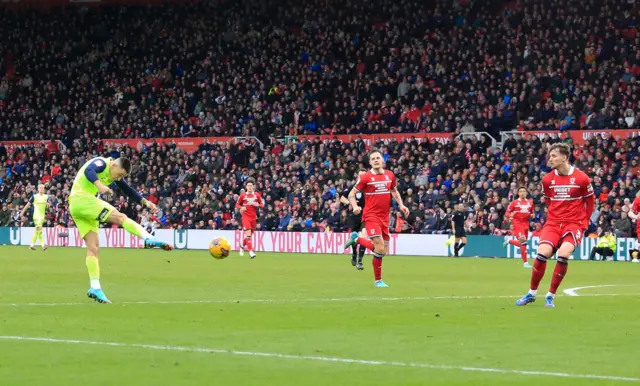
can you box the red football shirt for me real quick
[542,167,594,226]
[235,192,263,220]
[631,197,640,229]
[355,169,396,223]
[506,199,534,226]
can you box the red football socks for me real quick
[530,255,548,290]
[508,240,521,247]
[372,253,383,281]
[357,237,375,251]
[549,259,569,294]
[244,237,253,252]
[520,244,528,263]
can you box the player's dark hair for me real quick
[549,143,571,158]
[518,186,527,192]
[118,158,132,174]
[246,178,255,186]
[368,148,382,158]
[358,165,368,173]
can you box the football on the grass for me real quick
[209,237,231,259]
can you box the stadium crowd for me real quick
[0,130,639,238]
[0,0,639,145]
[0,0,639,238]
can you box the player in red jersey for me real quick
[516,143,594,308]
[503,187,534,268]
[344,149,410,288]
[235,179,264,259]
[627,191,640,261]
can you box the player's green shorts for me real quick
[33,216,45,228]
[69,195,116,238]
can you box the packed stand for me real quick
[0,130,639,238]
[0,0,639,145]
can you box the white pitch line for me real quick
[1,292,640,307]
[0,335,638,382]
[563,284,632,297]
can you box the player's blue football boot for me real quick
[87,288,111,304]
[515,293,536,306]
[344,232,359,250]
[374,280,389,288]
[523,262,532,268]
[544,295,555,308]
[144,237,174,251]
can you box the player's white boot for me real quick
[633,259,639,263]
[239,246,245,256]
[249,251,256,259]
[29,245,35,251]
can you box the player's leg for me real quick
[105,207,173,250]
[453,234,466,257]
[38,225,46,250]
[239,218,248,256]
[245,225,256,259]
[516,225,558,306]
[84,231,111,304]
[356,228,366,270]
[68,198,112,304]
[347,220,388,286]
[545,229,582,308]
[513,228,529,266]
[370,234,387,287]
[30,227,38,250]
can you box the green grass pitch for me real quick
[1,246,639,385]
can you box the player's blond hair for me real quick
[548,143,571,158]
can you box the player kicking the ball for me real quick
[21,184,50,251]
[516,144,594,308]
[344,149,410,287]
[503,187,534,268]
[69,157,173,304]
[236,179,263,259]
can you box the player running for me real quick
[627,191,640,254]
[69,157,173,304]
[344,149,410,287]
[340,168,367,270]
[503,187,534,268]
[236,179,263,259]
[21,183,50,251]
[516,144,594,308]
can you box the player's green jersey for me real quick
[31,194,48,219]
[69,157,114,199]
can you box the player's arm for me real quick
[339,195,350,205]
[257,193,265,208]
[113,179,155,212]
[84,159,113,195]
[350,177,367,213]
[235,194,246,213]
[582,178,595,229]
[505,201,514,219]
[389,173,409,216]
[20,197,32,219]
[451,214,456,235]
[348,187,361,213]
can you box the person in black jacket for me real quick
[340,169,367,270]
[451,203,468,257]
